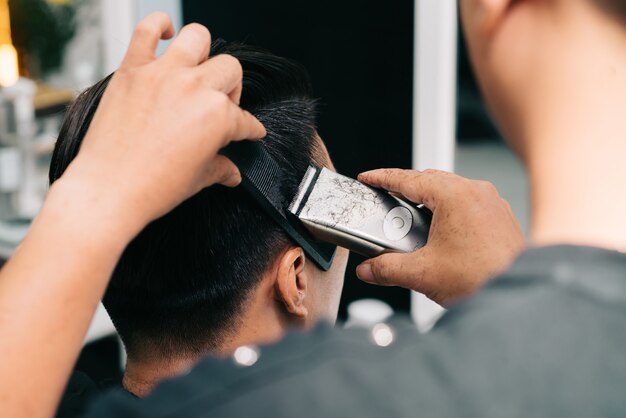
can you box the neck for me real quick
[123,355,198,397]
[123,279,294,397]
[525,12,626,252]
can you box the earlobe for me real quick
[274,248,309,319]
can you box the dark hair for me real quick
[49,41,328,358]
[593,0,626,21]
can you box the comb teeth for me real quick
[243,149,284,214]
[222,141,285,215]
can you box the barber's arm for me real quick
[357,169,526,305]
[0,13,264,418]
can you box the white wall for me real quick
[412,0,458,331]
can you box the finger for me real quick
[206,155,242,188]
[226,105,267,141]
[358,169,419,195]
[121,12,175,68]
[356,250,429,292]
[162,23,212,66]
[357,169,451,211]
[197,54,243,104]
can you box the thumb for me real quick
[207,155,241,188]
[358,168,456,212]
[356,250,429,292]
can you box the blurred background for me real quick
[0,0,528,389]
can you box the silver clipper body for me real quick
[288,167,431,257]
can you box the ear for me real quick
[468,0,513,34]
[274,247,309,319]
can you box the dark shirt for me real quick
[57,373,132,418]
[56,372,100,418]
[85,246,626,417]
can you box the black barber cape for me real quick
[85,246,626,417]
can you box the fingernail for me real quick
[356,263,373,281]
[357,172,371,181]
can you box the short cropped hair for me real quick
[49,41,328,358]
[593,0,626,21]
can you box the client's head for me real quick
[49,41,349,392]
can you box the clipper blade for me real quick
[288,166,321,216]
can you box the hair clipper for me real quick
[288,167,432,258]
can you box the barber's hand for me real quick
[57,12,265,228]
[355,169,525,306]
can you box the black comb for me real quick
[221,141,337,271]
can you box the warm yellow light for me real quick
[0,43,18,87]
[0,0,19,86]
[0,0,11,46]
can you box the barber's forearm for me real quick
[0,176,142,418]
